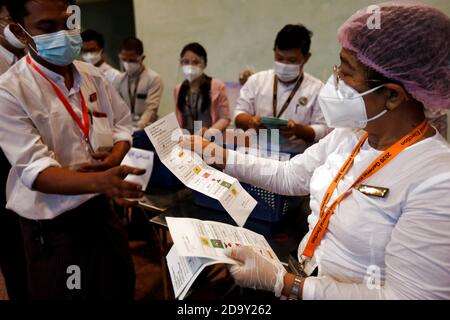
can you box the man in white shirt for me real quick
[0,0,146,300]
[114,37,164,129]
[235,24,330,155]
[80,28,121,84]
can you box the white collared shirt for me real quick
[0,45,17,75]
[0,55,133,220]
[225,128,450,299]
[113,67,164,128]
[98,61,122,84]
[234,70,331,153]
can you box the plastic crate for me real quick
[132,130,184,191]
[193,182,301,223]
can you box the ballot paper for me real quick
[145,113,257,226]
[166,217,281,300]
[121,147,155,191]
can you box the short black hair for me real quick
[120,36,144,56]
[274,24,313,55]
[180,42,207,64]
[5,0,76,23]
[81,29,105,49]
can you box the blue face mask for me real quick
[20,25,82,66]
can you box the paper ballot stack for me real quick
[144,113,257,227]
[165,217,281,300]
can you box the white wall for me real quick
[133,0,450,140]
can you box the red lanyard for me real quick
[26,55,90,141]
[302,119,430,259]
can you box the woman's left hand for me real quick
[225,246,287,297]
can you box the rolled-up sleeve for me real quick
[234,76,257,124]
[0,90,61,190]
[105,80,133,144]
[303,173,450,300]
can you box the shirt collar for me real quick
[29,54,83,94]
[0,45,17,66]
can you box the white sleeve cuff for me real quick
[310,124,330,142]
[20,157,62,190]
[113,131,133,145]
[224,150,238,176]
[302,277,316,300]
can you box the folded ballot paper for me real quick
[144,113,257,227]
[166,217,281,300]
[121,147,155,191]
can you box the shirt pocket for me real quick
[89,112,114,152]
[135,92,148,115]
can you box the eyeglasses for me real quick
[179,58,204,66]
[333,64,385,92]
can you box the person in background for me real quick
[0,0,27,301]
[182,3,450,299]
[81,28,121,84]
[235,24,330,155]
[239,67,256,87]
[1,0,146,300]
[114,37,163,129]
[175,42,231,135]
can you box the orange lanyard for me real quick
[26,55,90,142]
[272,75,303,118]
[302,119,430,259]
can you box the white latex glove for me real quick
[225,246,287,297]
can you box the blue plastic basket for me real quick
[193,182,301,223]
[132,130,184,191]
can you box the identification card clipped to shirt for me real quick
[357,184,389,198]
[89,111,114,153]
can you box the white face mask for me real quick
[82,51,102,65]
[318,75,386,129]
[182,65,203,82]
[122,61,141,75]
[3,24,26,49]
[273,61,301,82]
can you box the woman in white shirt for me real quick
[181,3,450,299]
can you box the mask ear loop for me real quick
[17,23,39,56]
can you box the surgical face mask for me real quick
[3,24,26,49]
[182,65,203,82]
[273,61,301,82]
[122,61,142,75]
[20,25,82,66]
[82,51,102,65]
[318,75,386,128]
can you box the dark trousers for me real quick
[0,149,28,300]
[19,196,135,300]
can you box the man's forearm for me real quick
[33,167,101,195]
[108,141,131,165]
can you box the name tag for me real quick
[357,184,389,198]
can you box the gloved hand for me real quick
[225,246,287,297]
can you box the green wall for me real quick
[80,0,136,69]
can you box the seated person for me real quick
[81,29,121,84]
[235,24,330,155]
[174,42,231,135]
[114,37,163,129]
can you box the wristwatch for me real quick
[288,275,305,300]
